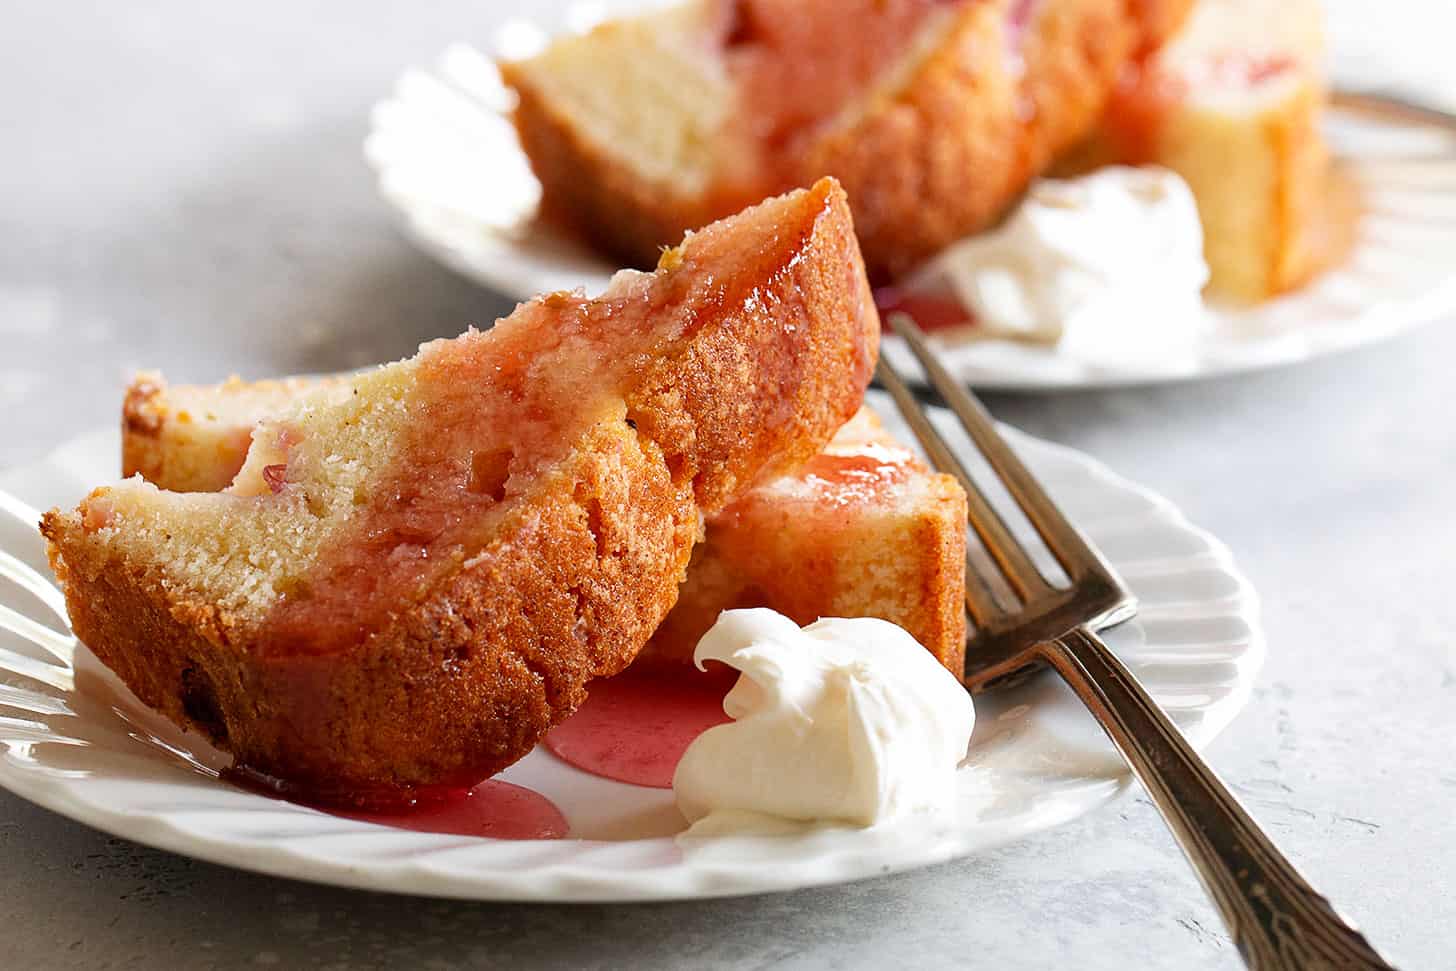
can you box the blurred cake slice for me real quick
[1069,0,1329,299]
[501,0,1191,280]
[44,178,879,800]
[122,377,970,678]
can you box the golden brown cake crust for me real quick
[43,180,880,798]
[504,0,1194,281]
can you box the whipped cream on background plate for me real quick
[904,166,1210,370]
[673,609,975,837]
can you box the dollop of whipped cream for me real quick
[905,166,1210,368]
[672,609,974,836]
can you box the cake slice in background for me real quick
[122,376,970,678]
[1065,0,1330,300]
[43,178,879,800]
[501,0,1192,280]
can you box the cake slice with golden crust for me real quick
[43,178,879,803]
[122,372,969,677]
[640,408,968,675]
[1065,0,1329,299]
[502,0,1192,281]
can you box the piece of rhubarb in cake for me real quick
[1066,0,1330,300]
[641,407,968,676]
[502,0,1191,280]
[42,178,879,801]
[122,373,970,678]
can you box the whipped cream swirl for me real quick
[905,166,1210,368]
[673,609,974,835]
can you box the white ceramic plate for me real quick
[363,29,1456,390]
[0,394,1262,901]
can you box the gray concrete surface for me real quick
[1,2,1452,968]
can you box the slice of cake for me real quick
[640,408,968,675]
[121,373,970,677]
[1066,0,1328,300]
[43,178,879,802]
[502,0,1191,281]
[123,373,355,494]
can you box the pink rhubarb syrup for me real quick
[222,667,737,831]
[222,767,569,840]
[328,781,569,839]
[544,667,736,789]
[874,286,974,334]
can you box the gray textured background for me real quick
[2,2,1452,968]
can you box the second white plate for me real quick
[364,33,1456,390]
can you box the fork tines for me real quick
[876,313,1134,686]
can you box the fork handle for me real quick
[1041,626,1397,970]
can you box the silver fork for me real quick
[878,312,1397,971]
[1330,88,1456,134]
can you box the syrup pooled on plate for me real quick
[222,766,569,839]
[331,781,570,839]
[544,667,736,789]
[874,286,975,333]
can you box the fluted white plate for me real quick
[364,24,1456,390]
[0,393,1262,901]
